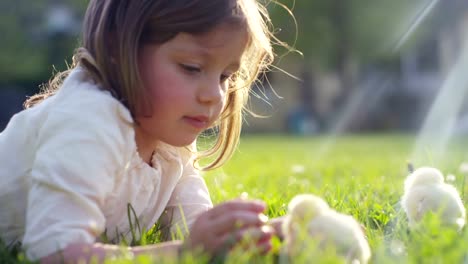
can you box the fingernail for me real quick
[258,213,269,223]
[261,224,274,233]
[240,192,249,199]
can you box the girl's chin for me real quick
[162,137,198,147]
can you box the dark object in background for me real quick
[0,88,28,132]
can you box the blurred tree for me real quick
[268,0,444,117]
[0,1,48,86]
[0,0,86,89]
[0,0,455,93]
[269,0,436,68]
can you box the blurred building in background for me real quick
[244,0,468,134]
[2,0,468,134]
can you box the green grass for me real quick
[3,134,468,263]
[203,134,468,263]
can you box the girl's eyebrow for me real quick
[173,46,211,58]
[172,43,219,59]
[173,46,241,71]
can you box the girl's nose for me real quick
[197,77,225,105]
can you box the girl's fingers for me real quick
[218,225,274,253]
[256,226,274,254]
[188,199,270,255]
[238,225,274,244]
[211,211,268,236]
[208,199,266,219]
[267,216,284,239]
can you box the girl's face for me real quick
[136,23,248,147]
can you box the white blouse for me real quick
[0,68,213,260]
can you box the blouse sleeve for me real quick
[161,146,213,239]
[22,96,131,260]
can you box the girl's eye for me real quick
[180,64,201,73]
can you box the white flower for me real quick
[446,174,456,183]
[291,164,306,174]
[390,239,406,256]
[459,162,468,174]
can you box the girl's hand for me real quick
[185,199,273,255]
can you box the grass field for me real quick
[3,134,468,263]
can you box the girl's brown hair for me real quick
[25,0,275,170]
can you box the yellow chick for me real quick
[282,194,371,264]
[401,167,466,230]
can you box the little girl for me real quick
[0,0,280,262]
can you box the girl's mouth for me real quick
[183,115,209,129]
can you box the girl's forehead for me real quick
[169,24,249,53]
[194,23,249,48]
[157,27,247,68]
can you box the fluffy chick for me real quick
[282,194,371,264]
[401,167,466,230]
